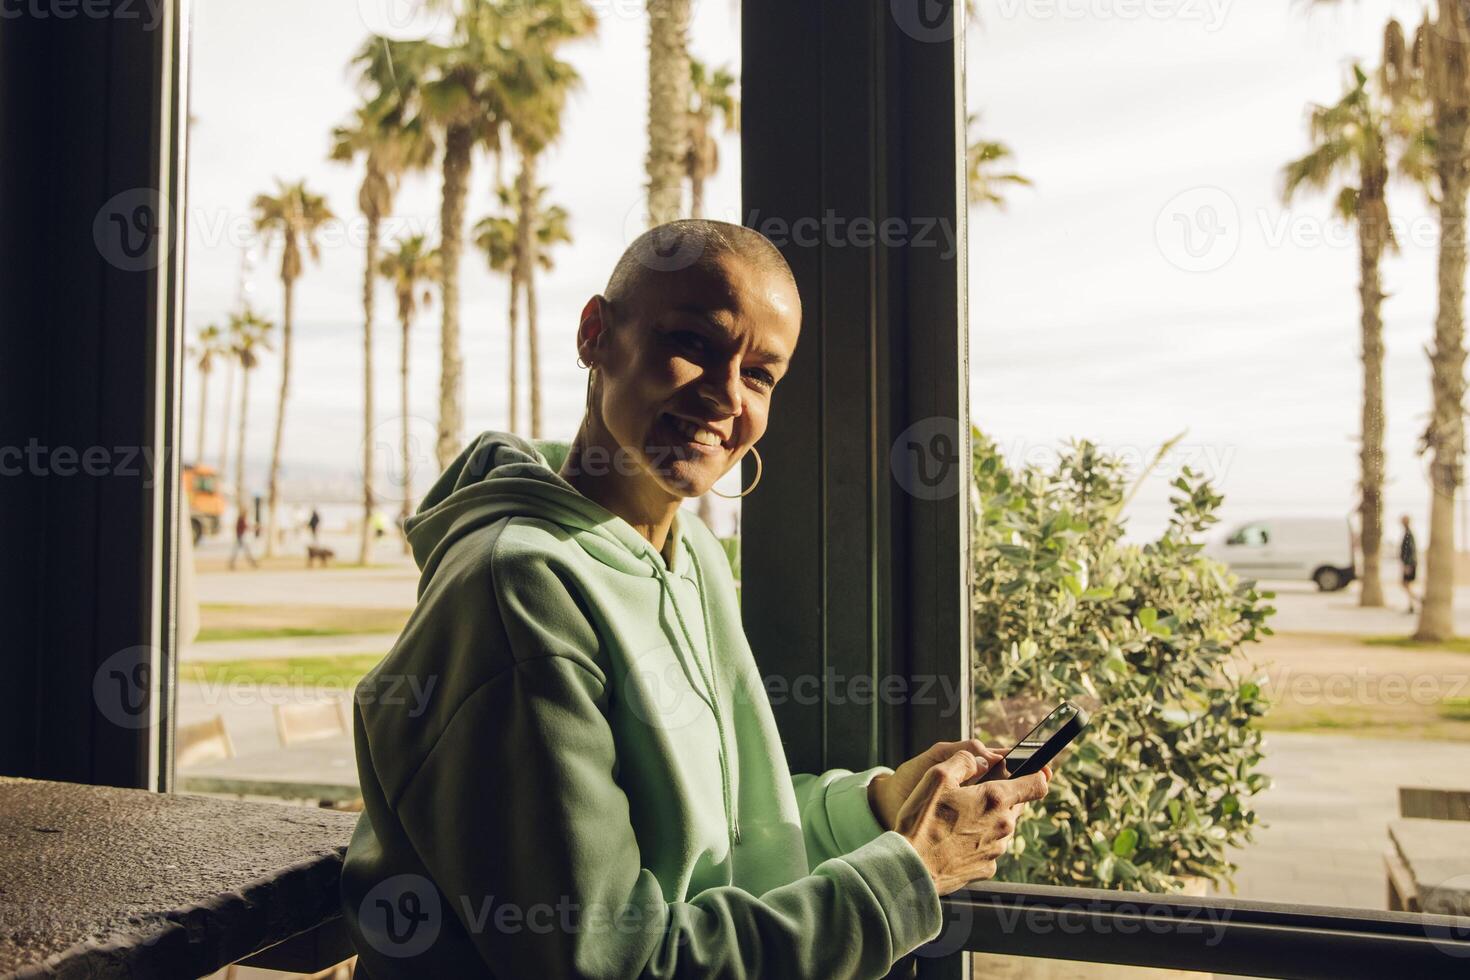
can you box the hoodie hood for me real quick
[406,432,680,595]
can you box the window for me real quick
[1227,524,1268,546]
[175,0,745,809]
[964,0,1470,973]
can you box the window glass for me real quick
[966,0,1470,932]
[178,0,743,826]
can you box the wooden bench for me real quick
[1385,786,1470,917]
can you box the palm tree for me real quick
[216,341,235,482]
[685,59,739,218]
[499,0,594,437]
[474,190,520,431]
[646,0,692,224]
[966,113,1032,209]
[1282,55,1430,608]
[475,185,572,436]
[331,103,433,566]
[1411,9,1470,641]
[251,179,335,557]
[191,323,226,464]
[1309,4,1470,640]
[379,235,442,550]
[362,15,510,470]
[228,307,274,517]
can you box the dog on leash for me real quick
[306,545,336,568]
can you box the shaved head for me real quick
[604,219,796,324]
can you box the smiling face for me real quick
[577,252,802,500]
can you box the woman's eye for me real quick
[743,368,775,391]
[669,330,707,353]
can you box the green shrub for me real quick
[970,431,1274,892]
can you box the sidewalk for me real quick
[1266,579,1470,636]
[1223,731,1467,910]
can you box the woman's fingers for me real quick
[931,748,982,786]
[999,770,1051,807]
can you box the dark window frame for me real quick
[740,3,1470,978]
[2,0,1465,975]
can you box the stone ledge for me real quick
[0,776,359,979]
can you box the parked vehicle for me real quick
[182,464,226,543]
[1206,516,1355,591]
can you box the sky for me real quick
[183,0,1449,542]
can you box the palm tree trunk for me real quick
[217,358,235,481]
[265,277,294,558]
[436,124,472,470]
[528,253,542,438]
[646,0,692,225]
[690,126,709,219]
[235,368,252,518]
[359,213,379,566]
[400,308,413,554]
[1416,106,1470,642]
[195,368,210,464]
[1358,186,1387,608]
[516,155,544,438]
[509,258,521,434]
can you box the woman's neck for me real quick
[560,431,682,557]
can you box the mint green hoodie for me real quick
[340,433,942,978]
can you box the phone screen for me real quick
[1003,702,1080,772]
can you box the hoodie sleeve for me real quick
[387,551,942,980]
[791,767,894,870]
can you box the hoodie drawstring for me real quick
[659,545,742,846]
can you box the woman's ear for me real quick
[578,295,609,365]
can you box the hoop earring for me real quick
[583,367,596,423]
[576,355,591,369]
[711,446,762,499]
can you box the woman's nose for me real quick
[699,360,744,417]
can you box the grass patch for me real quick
[179,654,386,689]
[199,604,412,642]
[1442,698,1470,722]
[1362,635,1470,655]
[198,626,367,642]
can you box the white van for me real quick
[1205,517,1356,591]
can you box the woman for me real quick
[340,220,1050,978]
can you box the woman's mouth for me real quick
[660,414,727,455]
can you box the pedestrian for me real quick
[228,511,257,570]
[308,507,322,543]
[1400,514,1418,615]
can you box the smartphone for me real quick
[978,701,1090,782]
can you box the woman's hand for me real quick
[890,749,1052,896]
[867,739,1006,832]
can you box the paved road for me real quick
[192,530,421,609]
[1265,578,1470,636]
[1221,731,1467,910]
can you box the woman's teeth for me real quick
[671,417,722,447]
